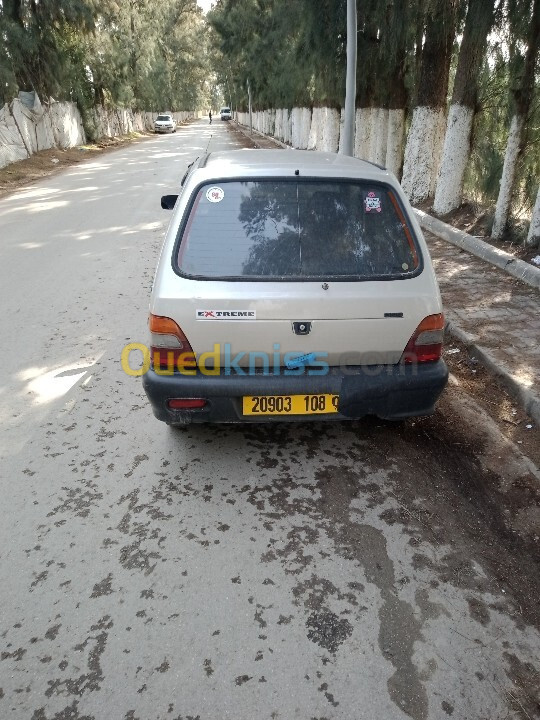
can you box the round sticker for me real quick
[206,186,224,203]
[402,263,409,271]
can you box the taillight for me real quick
[149,314,196,371]
[401,314,445,364]
[167,398,207,409]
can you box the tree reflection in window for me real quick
[178,181,418,279]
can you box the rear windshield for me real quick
[156,115,171,121]
[175,180,420,280]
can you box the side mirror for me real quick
[161,194,178,210]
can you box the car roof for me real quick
[196,149,390,181]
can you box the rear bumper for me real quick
[142,361,448,425]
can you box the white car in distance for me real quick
[154,113,176,133]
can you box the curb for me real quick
[446,320,540,426]
[415,209,540,290]
[233,121,289,149]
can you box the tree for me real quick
[527,186,540,246]
[492,0,540,239]
[433,0,497,214]
[401,0,459,204]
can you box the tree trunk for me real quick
[491,114,524,239]
[386,109,406,178]
[433,0,496,214]
[130,1,139,106]
[492,0,540,240]
[383,0,408,178]
[374,109,389,166]
[354,107,372,160]
[402,0,458,204]
[526,186,540,247]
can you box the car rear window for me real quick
[176,180,420,280]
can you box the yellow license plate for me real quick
[243,394,339,416]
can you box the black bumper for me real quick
[142,361,448,425]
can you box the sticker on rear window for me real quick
[364,191,382,213]
[206,186,224,203]
[197,310,256,320]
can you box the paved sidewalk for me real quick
[426,231,540,423]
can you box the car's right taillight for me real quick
[400,314,445,364]
[149,314,196,371]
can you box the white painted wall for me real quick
[308,108,322,150]
[0,97,85,169]
[291,108,302,149]
[233,103,537,239]
[299,108,311,149]
[0,95,197,171]
[354,108,371,160]
[320,108,340,153]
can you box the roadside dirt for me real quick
[443,339,539,465]
[0,131,158,201]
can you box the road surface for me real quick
[1,119,539,720]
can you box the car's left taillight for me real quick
[400,313,445,364]
[149,314,196,372]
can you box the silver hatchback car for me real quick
[143,149,448,425]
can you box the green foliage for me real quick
[464,34,540,214]
[0,0,210,113]
[208,0,349,110]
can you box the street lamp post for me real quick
[342,0,357,156]
[247,79,253,134]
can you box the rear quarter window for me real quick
[175,180,421,280]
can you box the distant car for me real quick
[220,107,232,121]
[154,114,176,133]
[143,149,448,426]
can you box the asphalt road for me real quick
[1,119,539,720]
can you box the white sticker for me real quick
[364,191,382,213]
[197,310,256,320]
[206,186,224,203]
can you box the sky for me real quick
[197,0,214,13]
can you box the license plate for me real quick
[243,394,339,416]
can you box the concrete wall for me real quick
[0,94,198,170]
[0,95,85,169]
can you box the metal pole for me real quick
[342,0,357,156]
[247,79,253,134]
